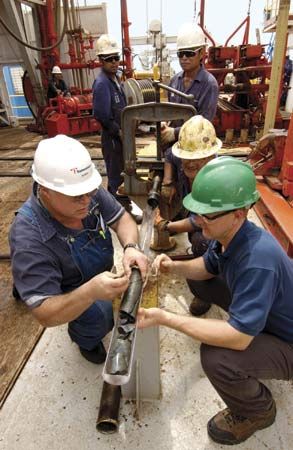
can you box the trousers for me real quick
[189,268,293,417]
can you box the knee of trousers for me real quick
[200,343,235,380]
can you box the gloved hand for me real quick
[161,123,175,145]
[155,219,170,233]
[161,183,176,205]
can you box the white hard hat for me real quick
[96,34,120,56]
[176,23,207,50]
[51,66,62,74]
[172,115,222,159]
[31,135,102,196]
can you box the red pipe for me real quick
[46,0,59,63]
[225,15,250,47]
[120,0,133,78]
[199,0,205,28]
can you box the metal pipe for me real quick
[96,382,121,434]
[147,174,162,209]
[152,81,194,103]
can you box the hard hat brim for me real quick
[172,137,222,160]
[183,189,260,214]
[97,50,120,56]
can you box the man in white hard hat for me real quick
[93,34,142,223]
[161,23,219,209]
[47,65,70,100]
[9,135,148,364]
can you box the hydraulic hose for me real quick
[0,0,69,52]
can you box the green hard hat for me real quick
[183,156,260,214]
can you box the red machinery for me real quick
[198,0,287,142]
[43,94,100,137]
[248,114,293,256]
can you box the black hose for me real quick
[0,0,68,52]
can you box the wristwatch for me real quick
[123,243,142,252]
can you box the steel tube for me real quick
[96,382,121,434]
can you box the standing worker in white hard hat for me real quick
[92,35,142,222]
[47,65,70,100]
[9,135,148,365]
[161,23,219,212]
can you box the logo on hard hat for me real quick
[70,164,91,175]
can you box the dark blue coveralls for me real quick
[93,69,127,195]
[9,185,124,351]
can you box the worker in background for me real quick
[92,35,142,223]
[161,23,219,213]
[138,157,293,445]
[9,135,148,365]
[155,115,230,317]
[280,54,292,108]
[47,66,70,100]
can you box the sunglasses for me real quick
[177,48,201,59]
[197,210,234,222]
[101,54,120,63]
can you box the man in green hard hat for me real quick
[137,156,293,446]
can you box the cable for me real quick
[0,0,69,52]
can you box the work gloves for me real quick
[160,122,175,145]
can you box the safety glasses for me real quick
[177,48,201,59]
[197,210,234,222]
[71,189,98,203]
[101,54,120,63]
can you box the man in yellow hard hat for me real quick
[156,115,227,316]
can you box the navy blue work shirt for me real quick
[169,65,219,139]
[9,185,124,309]
[92,69,127,137]
[204,220,293,342]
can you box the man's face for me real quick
[181,156,213,181]
[177,47,203,72]
[99,54,120,74]
[40,188,97,222]
[195,209,240,242]
[54,73,63,80]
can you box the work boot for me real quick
[79,341,107,364]
[207,401,276,445]
[189,297,211,316]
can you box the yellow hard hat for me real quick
[172,115,222,160]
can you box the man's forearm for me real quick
[111,212,139,247]
[171,257,213,280]
[159,311,252,350]
[32,279,98,327]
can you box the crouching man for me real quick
[138,157,293,445]
[9,135,148,364]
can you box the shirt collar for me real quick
[177,64,205,82]
[28,184,58,242]
[221,220,252,258]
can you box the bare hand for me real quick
[122,248,149,280]
[137,307,163,329]
[89,271,129,300]
[153,253,174,274]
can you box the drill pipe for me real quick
[96,382,121,434]
[147,175,162,209]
